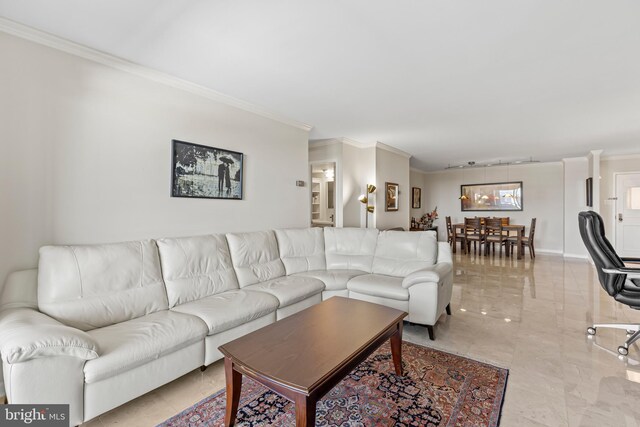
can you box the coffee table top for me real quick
[218,297,407,394]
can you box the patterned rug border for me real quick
[405,338,510,372]
[158,341,509,427]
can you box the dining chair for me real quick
[464,217,484,254]
[494,216,510,226]
[446,216,465,252]
[484,217,507,257]
[508,218,537,259]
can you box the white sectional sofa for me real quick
[0,227,453,425]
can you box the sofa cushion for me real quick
[372,230,438,277]
[245,276,325,307]
[83,310,207,383]
[274,228,326,274]
[226,231,286,287]
[38,241,168,331]
[347,274,408,301]
[171,290,278,335]
[324,228,378,272]
[156,235,239,308]
[294,269,368,291]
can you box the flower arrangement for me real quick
[419,206,438,229]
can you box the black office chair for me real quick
[579,211,640,356]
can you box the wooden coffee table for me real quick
[218,296,407,426]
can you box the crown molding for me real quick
[562,156,588,163]
[341,137,373,148]
[0,17,313,132]
[601,153,640,161]
[376,142,412,159]
[309,139,340,148]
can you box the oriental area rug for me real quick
[158,341,508,427]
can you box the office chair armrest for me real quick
[621,257,640,264]
[603,267,640,280]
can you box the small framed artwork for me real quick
[386,182,399,211]
[412,187,421,209]
[586,177,593,207]
[171,139,243,199]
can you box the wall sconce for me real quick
[359,184,376,228]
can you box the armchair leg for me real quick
[446,304,451,315]
[426,325,435,341]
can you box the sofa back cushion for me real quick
[324,228,378,272]
[156,234,239,307]
[226,231,286,287]
[38,240,168,331]
[373,230,438,277]
[274,228,326,275]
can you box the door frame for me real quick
[613,171,640,252]
[309,159,342,227]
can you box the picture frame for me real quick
[586,177,593,207]
[385,182,399,211]
[171,139,244,200]
[460,181,523,211]
[412,187,421,209]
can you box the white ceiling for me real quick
[1,0,639,171]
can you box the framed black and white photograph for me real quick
[171,139,243,199]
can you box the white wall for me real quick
[563,158,589,258]
[0,32,310,289]
[375,146,410,230]
[423,162,564,252]
[600,155,640,242]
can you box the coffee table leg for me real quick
[390,321,403,376]
[224,357,242,427]
[294,394,316,427]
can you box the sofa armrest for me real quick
[402,262,453,288]
[0,308,99,364]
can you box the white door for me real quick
[615,173,640,258]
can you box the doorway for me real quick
[615,172,640,258]
[310,162,336,227]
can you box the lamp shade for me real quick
[358,195,368,204]
[367,184,376,194]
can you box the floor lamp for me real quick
[358,184,376,228]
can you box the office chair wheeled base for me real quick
[587,324,640,356]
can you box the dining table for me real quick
[502,224,526,260]
[451,223,526,260]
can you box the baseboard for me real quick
[535,249,563,255]
[563,253,589,260]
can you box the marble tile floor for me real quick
[84,251,640,427]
